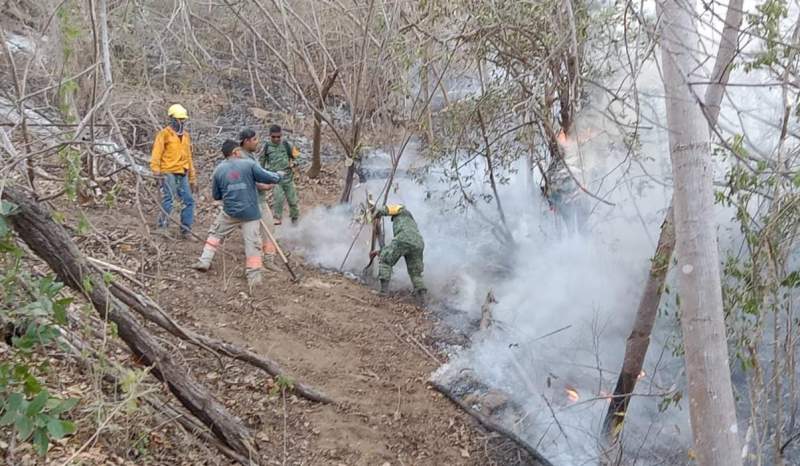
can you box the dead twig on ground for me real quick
[429,379,554,466]
[4,186,257,459]
[110,281,334,404]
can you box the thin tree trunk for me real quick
[603,206,674,439]
[308,70,338,179]
[476,109,513,243]
[657,1,741,464]
[602,0,743,449]
[1,27,35,191]
[3,187,256,460]
[339,141,359,204]
[98,0,113,87]
[339,0,375,204]
[87,0,100,182]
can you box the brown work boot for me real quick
[191,260,210,272]
[263,256,282,273]
[247,271,264,294]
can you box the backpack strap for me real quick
[260,144,269,168]
[283,141,292,156]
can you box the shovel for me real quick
[260,201,298,282]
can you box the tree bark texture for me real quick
[97,0,113,87]
[657,1,742,464]
[603,0,743,448]
[2,187,256,461]
[603,205,674,438]
[308,70,338,179]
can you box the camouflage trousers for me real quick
[272,177,299,221]
[378,240,426,292]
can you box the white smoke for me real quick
[276,45,787,464]
[280,106,691,464]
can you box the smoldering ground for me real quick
[274,53,791,464]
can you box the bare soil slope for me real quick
[68,168,531,465]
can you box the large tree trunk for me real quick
[2,187,256,461]
[603,0,743,448]
[308,70,338,179]
[657,1,741,464]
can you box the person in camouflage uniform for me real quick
[369,204,426,302]
[261,124,300,225]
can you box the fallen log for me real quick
[150,399,256,466]
[430,379,554,466]
[110,281,335,404]
[57,323,254,465]
[2,186,257,461]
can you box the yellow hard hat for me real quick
[167,104,188,120]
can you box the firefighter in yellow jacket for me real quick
[150,104,196,239]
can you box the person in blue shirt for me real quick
[192,139,281,290]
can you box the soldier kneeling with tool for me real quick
[369,202,427,306]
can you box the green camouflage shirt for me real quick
[261,141,295,172]
[376,205,424,248]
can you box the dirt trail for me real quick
[78,174,531,465]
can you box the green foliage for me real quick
[59,146,82,201]
[56,0,83,63]
[717,132,800,374]
[269,375,294,397]
[416,0,620,217]
[0,391,77,455]
[0,204,80,456]
[76,213,91,236]
[745,0,789,71]
[119,369,147,414]
[104,184,122,208]
[423,85,524,211]
[657,390,683,413]
[57,81,79,123]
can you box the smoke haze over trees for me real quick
[3,0,800,464]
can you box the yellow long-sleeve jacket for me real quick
[150,127,196,183]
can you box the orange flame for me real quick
[555,127,600,148]
[565,386,580,403]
